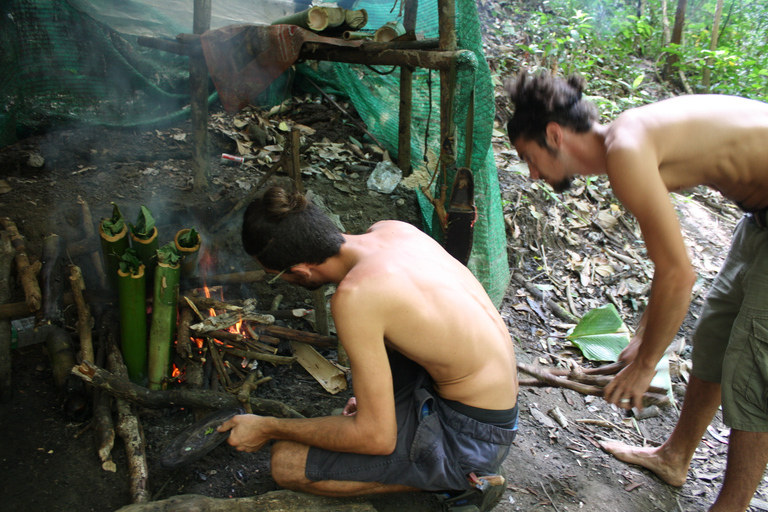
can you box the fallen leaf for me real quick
[0,180,12,194]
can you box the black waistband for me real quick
[441,398,518,428]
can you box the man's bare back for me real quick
[335,220,518,411]
[605,95,768,210]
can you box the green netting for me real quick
[0,0,193,145]
[296,0,509,305]
[0,0,509,306]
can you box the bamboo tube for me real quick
[271,6,329,31]
[118,263,147,384]
[174,228,202,279]
[147,254,181,391]
[99,221,129,291]
[130,226,158,278]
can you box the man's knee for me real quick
[271,441,310,489]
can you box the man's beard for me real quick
[551,176,573,193]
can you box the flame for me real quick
[193,337,204,349]
[171,365,181,378]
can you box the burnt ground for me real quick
[0,96,766,512]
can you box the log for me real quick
[0,300,33,320]
[0,231,14,402]
[0,217,42,312]
[69,265,94,364]
[42,324,90,420]
[107,326,149,503]
[72,360,304,418]
[216,345,297,366]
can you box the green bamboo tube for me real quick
[118,264,147,383]
[147,260,180,390]
[174,229,202,279]
[324,7,346,28]
[344,9,368,30]
[271,6,329,31]
[130,226,158,271]
[99,222,129,291]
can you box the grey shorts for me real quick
[691,214,768,431]
[305,367,518,491]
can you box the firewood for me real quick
[0,231,14,402]
[72,360,304,418]
[216,345,297,366]
[93,336,116,472]
[290,341,347,395]
[68,265,94,364]
[106,326,149,503]
[517,363,669,408]
[176,307,195,360]
[0,217,42,312]
[250,323,337,349]
[180,270,266,289]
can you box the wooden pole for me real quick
[398,0,418,176]
[0,218,41,312]
[191,0,212,193]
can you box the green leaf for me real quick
[177,228,199,249]
[118,248,143,275]
[566,304,629,362]
[102,202,125,237]
[130,205,156,239]
[156,242,181,265]
[632,73,645,89]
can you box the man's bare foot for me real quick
[599,440,688,487]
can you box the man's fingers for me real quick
[217,417,237,433]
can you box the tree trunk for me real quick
[664,0,687,80]
[702,0,725,90]
[661,0,671,47]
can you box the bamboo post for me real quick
[398,0,418,176]
[118,263,148,384]
[147,249,181,391]
[191,0,212,193]
[0,232,14,402]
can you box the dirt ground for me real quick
[1,94,767,512]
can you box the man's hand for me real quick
[217,414,271,452]
[342,397,357,416]
[603,361,657,410]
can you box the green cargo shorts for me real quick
[691,214,768,432]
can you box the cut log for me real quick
[72,360,304,418]
[0,217,42,312]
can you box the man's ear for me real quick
[290,263,314,278]
[545,122,563,148]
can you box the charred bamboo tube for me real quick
[147,257,180,390]
[118,264,148,383]
[174,228,202,279]
[0,232,14,402]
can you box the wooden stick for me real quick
[0,231,14,402]
[92,339,116,472]
[181,270,266,289]
[517,363,669,407]
[72,360,304,418]
[0,217,41,312]
[217,345,297,366]
[69,265,94,364]
[511,271,580,324]
[39,234,62,325]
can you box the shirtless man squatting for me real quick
[217,186,519,510]
[505,69,768,512]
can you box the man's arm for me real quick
[602,143,696,409]
[219,286,398,455]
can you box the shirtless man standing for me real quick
[506,69,768,511]
[218,186,518,510]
